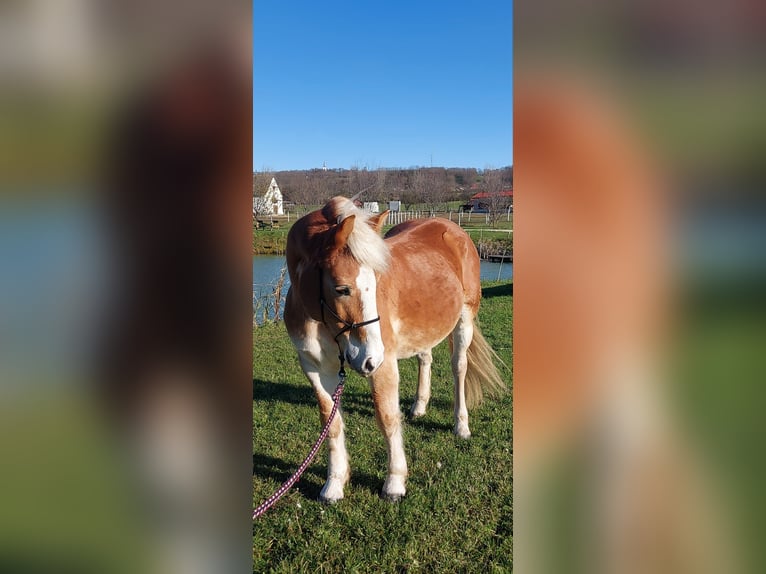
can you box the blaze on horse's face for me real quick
[323,253,385,377]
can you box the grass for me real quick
[253,227,291,255]
[252,212,513,255]
[671,291,766,573]
[253,281,513,572]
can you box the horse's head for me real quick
[317,202,390,376]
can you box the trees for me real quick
[481,168,512,228]
[251,166,511,214]
[412,168,449,212]
[375,167,388,199]
[252,196,272,216]
[347,166,377,199]
[252,171,273,199]
[253,172,275,217]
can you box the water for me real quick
[253,256,291,294]
[254,255,513,290]
[479,259,514,283]
[253,255,513,323]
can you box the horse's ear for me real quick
[368,210,389,234]
[334,215,355,249]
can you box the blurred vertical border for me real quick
[515,1,766,573]
[0,1,252,573]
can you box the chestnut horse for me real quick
[284,197,504,502]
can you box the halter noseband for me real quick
[318,267,381,345]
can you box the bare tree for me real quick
[482,167,511,227]
[253,171,275,218]
[347,165,376,200]
[285,174,313,207]
[375,167,388,199]
[413,168,450,212]
[252,171,274,199]
[429,168,449,210]
[252,197,271,217]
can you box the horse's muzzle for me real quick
[348,354,381,377]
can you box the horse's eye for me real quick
[335,285,351,296]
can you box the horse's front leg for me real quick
[298,354,350,503]
[369,356,408,501]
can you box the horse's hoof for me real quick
[409,401,428,419]
[319,481,345,504]
[318,490,344,504]
[381,492,404,503]
[454,426,472,439]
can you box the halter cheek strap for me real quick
[318,267,381,345]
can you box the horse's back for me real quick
[385,218,481,309]
[380,219,481,355]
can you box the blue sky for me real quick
[253,1,512,171]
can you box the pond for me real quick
[254,255,513,290]
[253,255,513,323]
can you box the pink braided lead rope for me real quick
[253,372,346,519]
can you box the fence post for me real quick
[497,248,506,281]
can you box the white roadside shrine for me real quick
[253,177,284,216]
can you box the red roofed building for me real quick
[463,189,513,212]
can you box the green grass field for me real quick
[253,212,513,255]
[253,282,513,572]
[253,228,290,255]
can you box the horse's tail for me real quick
[464,322,507,409]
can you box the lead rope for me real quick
[253,355,346,519]
[254,267,380,519]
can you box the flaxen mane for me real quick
[322,197,389,273]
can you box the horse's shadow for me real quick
[253,377,456,501]
[252,454,384,500]
[482,282,513,298]
[252,453,324,499]
[252,378,314,406]
[253,378,383,498]
[406,417,453,433]
[252,378,376,418]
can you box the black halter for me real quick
[318,267,381,345]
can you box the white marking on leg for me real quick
[382,416,407,501]
[452,306,474,439]
[371,360,407,501]
[410,350,433,418]
[297,350,350,503]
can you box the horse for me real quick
[284,196,505,502]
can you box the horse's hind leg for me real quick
[409,350,433,418]
[370,357,408,501]
[451,306,474,439]
[298,355,350,503]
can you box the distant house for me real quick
[362,202,380,213]
[253,177,284,215]
[463,189,513,212]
